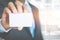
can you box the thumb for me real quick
[18,27,24,30]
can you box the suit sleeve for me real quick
[0,0,9,38]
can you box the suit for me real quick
[0,0,43,40]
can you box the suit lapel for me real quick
[29,3,43,40]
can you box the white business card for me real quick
[9,13,34,27]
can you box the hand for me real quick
[1,1,27,30]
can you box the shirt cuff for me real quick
[0,19,11,32]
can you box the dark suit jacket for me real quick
[0,0,43,40]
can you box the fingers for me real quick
[8,1,27,13]
[15,1,23,13]
[15,1,27,13]
[23,5,27,13]
[8,2,17,13]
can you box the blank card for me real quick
[9,13,34,27]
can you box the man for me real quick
[0,0,43,40]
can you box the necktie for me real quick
[29,22,35,38]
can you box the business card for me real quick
[9,13,34,27]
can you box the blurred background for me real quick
[29,0,60,40]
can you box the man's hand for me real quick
[1,1,27,30]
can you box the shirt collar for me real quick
[24,0,32,13]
